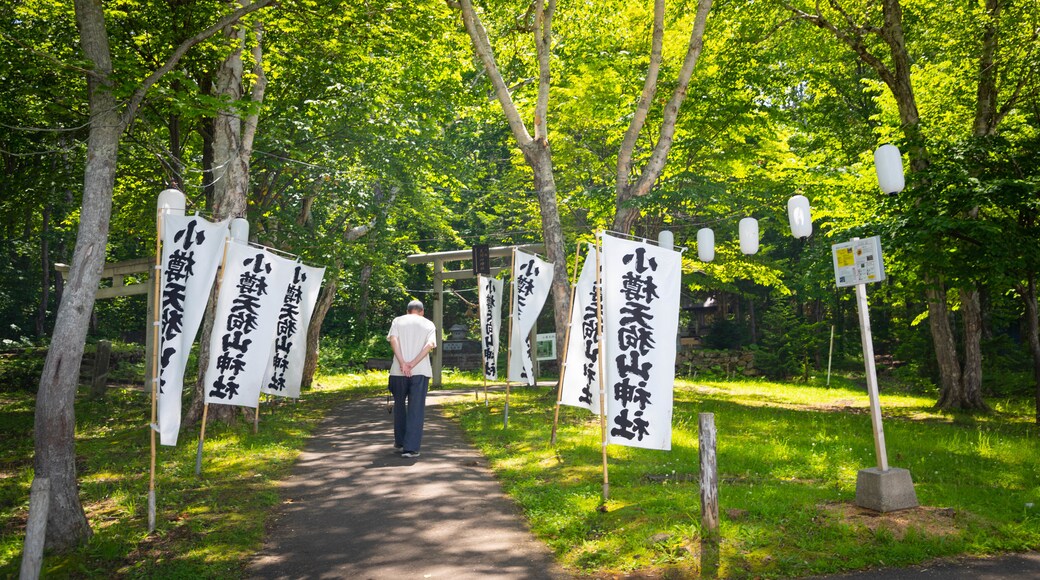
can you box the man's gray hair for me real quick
[407,299,425,313]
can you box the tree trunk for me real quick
[34,0,124,550]
[301,272,338,390]
[188,6,266,424]
[958,287,987,409]
[1017,277,1040,424]
[523,143,570,373]
[928,282,964,410]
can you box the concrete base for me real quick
[855,467,918,512]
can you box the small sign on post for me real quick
[535,332,556,361]
[472,244,491,275]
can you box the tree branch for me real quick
[241,16,266,154]
[122,0,276,125]
[532,0,555,142]
[456,0,533,147]
[631,0,713,199]
[617,0,666,194]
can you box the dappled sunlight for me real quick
[445,381,1040,577]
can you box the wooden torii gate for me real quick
[55,258,157,388]
[406,244,543,388]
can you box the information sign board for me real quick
[832,236,885,287]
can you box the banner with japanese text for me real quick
[602,234,681,450]
[478,275,504,381]
[260,263,326,399]
[204,243,293,408]
[507,250,553,385]
[559,244,601,413]
[158,214,229,446]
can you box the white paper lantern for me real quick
[787,195,812,239]
[739,217,759,255]
[697,228,715,262]
[157,189,186,217]
[874,144,905,194]
[230,218,250,242]
[658,230,674,252]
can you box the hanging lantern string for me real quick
[597,229,690,253]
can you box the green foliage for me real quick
[0,349,47,393]
[702,317,747,350]
[758,293,827,380]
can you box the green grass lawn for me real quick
[0,372,390,578]
[1,370,1037,578]
[442,376,1040,578]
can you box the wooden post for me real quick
[855,278,889,471]
[90,339,112,399]
[826,324,835,387]
[699,413,718,537]
[432,259,444,388]
[551,246,582,446]
[19,477,50,580]
[595,236,609,506]
[503,249,516,429]
[253,397,260,434]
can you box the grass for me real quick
[441,375,1040,578]
[1,368,1037,578]
[0,371,390,578]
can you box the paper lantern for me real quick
[874,144,905,195]
[739,218,759,255]
[658,230,674,252]
[230,218,250,242]
[787,195,812,239]
[697,228,715,262]
[157,189,185,217]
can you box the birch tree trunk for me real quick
[456,0,569,366]
[188,5,266,425]
[612,0,713,235]
[37,1,275,549]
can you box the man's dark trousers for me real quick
[389,375,429,452]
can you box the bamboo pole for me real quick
[595,235,609,506]
[550,245,583,446]
[253,396,261,434]
[147,204,165,533]
[195,236,234,476]
[478,275,486,404]
[503,249,516,429]
[195,403,209,475]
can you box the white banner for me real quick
[261,263,326,399]
[507,250,553,385]
[559,244,601,414]
[478,275,504,380]
[158,214,229,446]
[204,243,293,409]
[602,234,682,450]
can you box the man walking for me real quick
[387,299,438,458]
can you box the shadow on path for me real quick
[247,390,568,579]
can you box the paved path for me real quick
[813,551,1040,579]
[247,390,568,580]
